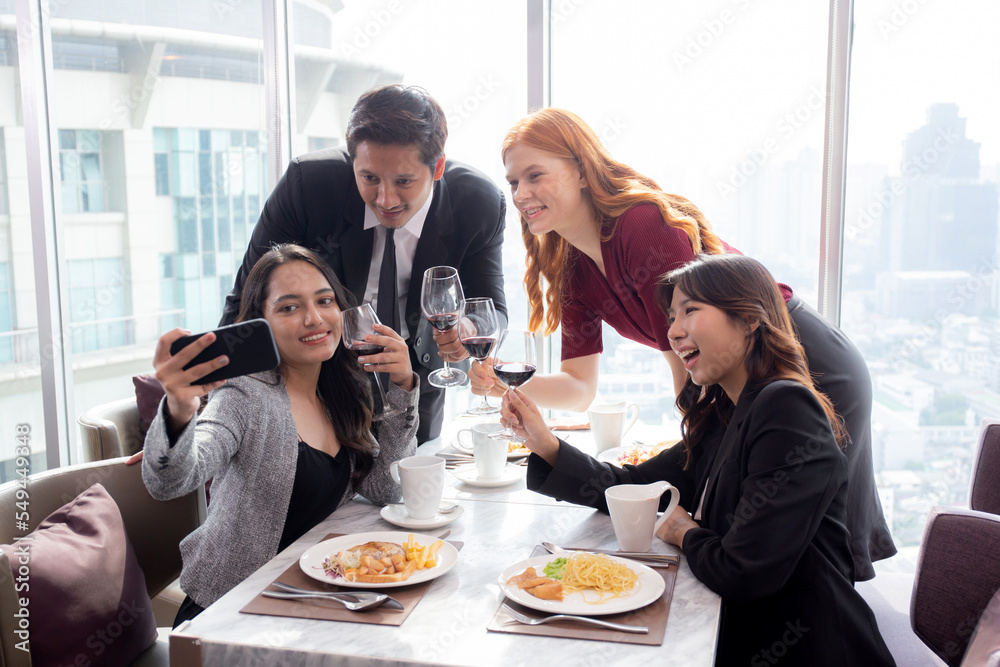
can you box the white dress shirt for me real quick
[361,188,434,340]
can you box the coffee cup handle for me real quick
[622,403,640,435]
[653,485,681,535]
[389,461,401,485]
[456,428,472,450]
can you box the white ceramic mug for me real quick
[389,456,445,520]
[459,422,507,479]
[605,481,680,552]
[588,402,641,453]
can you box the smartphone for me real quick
[169,319,281,384]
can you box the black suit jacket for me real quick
[528,381,893,666]
[222,149,507,442]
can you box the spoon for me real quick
[265,583,402,611]
[390,502,461,514]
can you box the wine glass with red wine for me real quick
[458,297,499,415]
[341,303,402,420]
[420,266,468,388]
[490,329,537,442]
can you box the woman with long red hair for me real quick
[472,107,893,580]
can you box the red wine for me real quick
[494,362,536,388]
[427,312,460,331]
[350,343,385,357]
[461,336,496,360]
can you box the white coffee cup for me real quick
[605,481,680,552]
[587,402,640,453]
[389,456,445,520]
[474,424,508,479]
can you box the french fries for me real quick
[343,535,444,583]
[404,534,444,569]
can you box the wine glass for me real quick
[490,329,537,442]
[458,297,500,415]
[341,303,402,421]
[420,266,467,388]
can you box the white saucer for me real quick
[450,463,526,488]
[379,503,464,529]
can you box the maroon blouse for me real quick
[559,203,791,361]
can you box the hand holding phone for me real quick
[168,319,280,384]
[153,320,281,435]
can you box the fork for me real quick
[500,602,648,634]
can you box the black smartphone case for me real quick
[169,319,281,384]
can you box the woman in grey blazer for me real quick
[502,254,893,666]
[142,245,419,626]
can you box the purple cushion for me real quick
[971,421,1000,515]
[132,373,165,435]
[0,483,157,666]
[962,586,1000,667]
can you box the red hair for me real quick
[502,108,725,335]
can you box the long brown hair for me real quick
[656,254,846,467]
[236,244,376,485]
[501,108,725,335]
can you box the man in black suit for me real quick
[221,85,507,443]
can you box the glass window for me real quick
[154,128,266,330]
[0,37,46,477]
[842,0,1000,562]
[66,258,128,354]
[550,2,829,430]
[38,0,268,460]
[58,129,108,213]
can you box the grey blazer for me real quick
[141,370,418,607]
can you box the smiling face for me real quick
[667,286,752,403]
[503,142,591,236]
[263,260,342,369]
[352,141,444,229]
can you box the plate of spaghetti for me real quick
[498,552,665,616]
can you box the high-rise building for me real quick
[885,104,998,274]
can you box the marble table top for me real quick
[173,482,721,666]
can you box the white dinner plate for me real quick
[379,503,465,529]
[498,554,665,616]
[452,436,531,460]
[597,445,656,466]
[450,462,526,488]
[300,531,458,588]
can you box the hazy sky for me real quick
[329,0,998,184]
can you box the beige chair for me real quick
[78,396,145,461]
[0,458,205,666]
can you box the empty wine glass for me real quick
[420,266,467,388]
[341,303,402,421]
[491,329,537,442]
[458,297,499,415]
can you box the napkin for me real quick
[240,533,463,626]
[486,546,677,646]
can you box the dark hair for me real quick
[236,244,375,485]
[502,108,725,335]
[656,254,846,468]
[346,85,447,169]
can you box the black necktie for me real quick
[376,228,399,333]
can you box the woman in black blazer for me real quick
[502,254,894,666]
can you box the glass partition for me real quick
[842,0,1000,559]
[550,2,830,430]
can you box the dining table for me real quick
[170,417,721,666]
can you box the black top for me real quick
[278,441,350,552]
